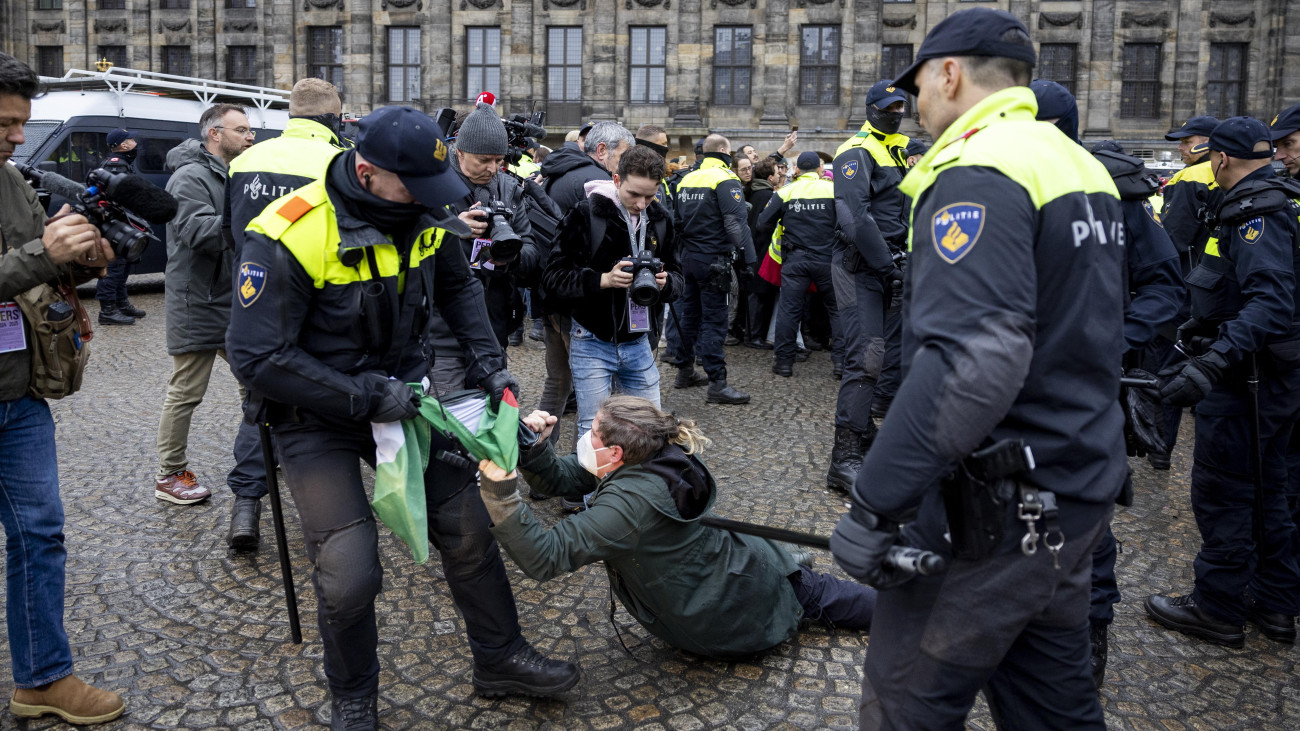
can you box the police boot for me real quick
[1089,620,1109,689]
[226,496,261,551]
[97,301,134,326]
[330,692,378,731]
[473,644,580,698]
[674,366,709,389]
[706,379,750,405]
[1144,593,1245,648]
[826,426,863,493]
[116,298,146,318]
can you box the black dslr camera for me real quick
[502,111,547,169]
[474,200,524,264]
[621,250,663,307]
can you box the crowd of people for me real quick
[2,4,1300,728]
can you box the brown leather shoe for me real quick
[155,470,212,505]
[10,674,125,725]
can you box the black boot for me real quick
[508,326,524,346]
[528,318,545,342]
[116,298,146,318]
[859,422,879,458]
[330,692,378,731]
[674,366,709,389]
[1144,593,1245,648]
[1246,597,1297,644]
[706,379,750,404]
[473,644,580,698]
[1089,621,1109,689]
[97,302,135,326]
[226,496,261,551]
[826,426,863,492]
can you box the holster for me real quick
[705,255,732,294]
[941,439,1035,561]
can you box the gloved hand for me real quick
[829,505,913,590]
[1158,350,1229,407]
[477,458,523,524]
[1175,318,1215,355]
[885,266,904,290]
[481,368,521,410]
[367,375,421,423]
[733,264,754,290]
[1121,368,1165,457]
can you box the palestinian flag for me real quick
[417,387,521,473]
[371,389,433,564]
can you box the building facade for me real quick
[3,0,1298,155]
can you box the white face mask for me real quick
[576,431,612,476]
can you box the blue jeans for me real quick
[569,320,661,437]
[0,397,74,688]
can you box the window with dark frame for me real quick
[35,0,61,8]
[1207,43,1248,119]
[225,0,256,7]
[97,46,128,70]
[226,46,258,87]
[1121,43,1161,119]
[308,26,344,91]
[99,0,125,9]
[713,26,752,106]
[161,46,192,77]
[465,27,500,103]
[799,25,840,106]
[547,26,582,103]
[629,26,666,104]
[879,44,913,113]
[1039,43,1077,95]
[159,0,189,8]
[384,27,421,103]
[35,47,62,77]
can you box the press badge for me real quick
[0,302,26,353]
[628,301,651,332]
[468,238,496,271]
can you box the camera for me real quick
[502,111,547,169]
[473,199,524,264]
[621,250,663,307]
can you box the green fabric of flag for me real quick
[370,410,432,564]
[417,388,520,472]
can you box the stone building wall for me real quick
[2,0,1295,155]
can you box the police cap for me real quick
[865,80,907,111]
[1269,103,1300,142]
[357,106,469,209]
[1208,116,1275,160]
[1164,116,1219,141]
[796,151,822,171]
[106,129,135,149]
[892,8,1035,96]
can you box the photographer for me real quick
[542,145,682,437]
[94,128,146,326]
[474,396,876,662]
[0,51,125,725]
[450,102,543,350]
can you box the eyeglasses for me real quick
[214,126,256,138]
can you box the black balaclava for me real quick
[866,104,905,135]
[299,113,342,139]
[329,149,428,232]
[704,151,732,167]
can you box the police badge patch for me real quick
[1144,200,1163,227]
[932,203,986,264]
[238,262,268,308]
[732,188,742,202]
[1239,217,1264,244]
[841,160,859,179]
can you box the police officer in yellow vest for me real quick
[1161,116,1220,267]
[829,10,1124,727]
[225,106,579,729]
[826,80,911,493]
[506,138,541,179]
[223,78,349,256]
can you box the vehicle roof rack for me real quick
[40,67,291,115]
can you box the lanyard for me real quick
[617,199,647,255]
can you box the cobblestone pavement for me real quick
[1,288,1295,730]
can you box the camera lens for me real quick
[99,219,150,264]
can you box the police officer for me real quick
[672,133,754,404]
[1271,103,1300,177]
[757,151,844,379]
[225,107,579,729]
[1034,79,1186,687]
[1146,117,1300,649]
[829,10,1125,727]
[826,79,911,492]
[506,137,541,178]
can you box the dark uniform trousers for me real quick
[677,251,733,381]
[775,250,842,366]
[273,421,525,699]
[831,250,887,432]
[874,290,904,408]
[1191,369,1300,622]
[859,492,1111,730]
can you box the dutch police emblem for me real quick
[238,262,267,308]
[932,203,985,264]
[841,160,858,179]
[1144,200,1163,227]
[1239,216,1264,244]
[732,188,742,202]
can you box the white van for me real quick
[12,67,291,274]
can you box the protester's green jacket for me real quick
[494,441,803,660]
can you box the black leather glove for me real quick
[1158,350,1229,407]
[829,505,913,590]
[1122,368,1166,457]
[367,375,421,423]
[733,264,754,290]
[481,368,520,410]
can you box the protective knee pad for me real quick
[430,508,503,580]
[313,517,383,627]
[863,337,886,379]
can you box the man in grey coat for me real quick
[154,104,254,518]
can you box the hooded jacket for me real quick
[540,143,610,215]
[164,138,233,355]
[542,181,683,343]
[496,441,803,660]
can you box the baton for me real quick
[1120,376,1159,389]
[259,421,302,644]
[699,515,946,577]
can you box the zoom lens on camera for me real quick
[623,251,663,307]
